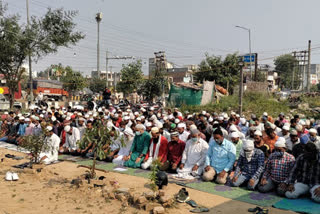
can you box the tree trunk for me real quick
[91,151,97,179]
[9,88,14,109]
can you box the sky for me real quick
[4,0,320,76]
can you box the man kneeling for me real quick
[232,140,265,190]
[203,128,236,184]
[141,127,168,169]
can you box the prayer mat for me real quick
[0,141,29,153]
[273,198,320,214]
[186,182,283,207]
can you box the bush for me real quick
[179,92,290,118]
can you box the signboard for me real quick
[243,54,255,63]
[0,88,4,94]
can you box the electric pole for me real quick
[239,61,244,115]
[307,40,311,92]
[96,12,102,77]
[26,0,33,103]
[106,51,108,87]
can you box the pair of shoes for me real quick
[5,154,15,158]
[5,172,19,181]
[190,207,209,213]
[176,187,190,203]
[248,207,268,214]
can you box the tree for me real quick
[194,53,241,93]
[274,54,299,90]
[78,120,123,178]
[89,77,106,93]
[116,60,144,97]
[0,3,84,108]
[60,66,87,97]
[138,75,167,102]
[38,63,65,80]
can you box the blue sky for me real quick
[5,0,320,76]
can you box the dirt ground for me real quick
[0,148,295,214]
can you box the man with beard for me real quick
[286,130,305,158]
[263,128,279,152]
[203,129,236,184]
[163,132,186,172]
[254,130,270,158]
[285,143,320,203]
[141,127,168,170]
[258,137,295,196]
[112,128,135,166]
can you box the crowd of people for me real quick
[0,104,320,203]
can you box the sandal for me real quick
[186,200,198,208]
[248,207,262,212]
[190,207,209,213]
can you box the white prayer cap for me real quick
[150,107,155,111]
[213,121,219,125]
[146,122,152,127]
[40,114,44,118]
[123,112,128,116]
[217,116,224,121]
[77,113,82,116]
[299,120,306,126]
[305,119,310,126]
[124,128,134,136]
[229,125,238,132]
[190,124,197,130]
[66,117,71,121]
[34,116,40,121]
[64,125,71,132]
[157,123,163,129]
[254,130,262,136]
[157,113,162,118]
[263,112,268,117]
[79,117,85,121]
[46,126,53,132]
[17,113,22,117]
[187,115,193,119]
[202,111,206,115]
[104,116,108,120]
[178,112,182,117]
[151,127,159,133]
[270,123,276,130]
[19,116,25,120]
[174,119,180,124]
[140,116,145,120]
[240,118,246,124]
[163,116,168,121]
[190,128,200,135]
[243,140,254,150]
[141,108,146,112]
[177,123,185,128]
[309,128,317,134]
[93,113,98,117]
[25,118,30,122]
[134,112,139,116]
[230,112,236,116]
[126,109,131,112]
[150,115,157,121]
[130,114,135,120]
[208,117,213,122]
[123,116,130,120]
[136,117,141,121]
[4,111,8,114]
[88,111,93,115]
[168,115,174,120]
[52,116,56,122]
[230,132,239,138]
[275,137,286,148]
[135,124,145,130]
[236,114,240,118]
[282,125,290,131]
[296,124,303,132]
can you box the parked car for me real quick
[0,94,22,110]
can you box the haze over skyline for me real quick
[5,0,320,76]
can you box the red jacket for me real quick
[145,135,168,163]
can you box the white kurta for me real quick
[63,127,81,151]
[40,133,61,164]
[179,131,190,143]
[112,139,133,165]
[175,138,209,179]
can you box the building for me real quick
[91,70,121,87]
[148,58,174,77]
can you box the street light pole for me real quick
[236,26,252,79]
[26,0,33,103]
[96,13,102,77]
